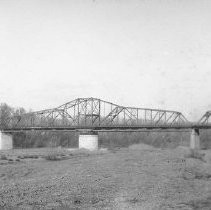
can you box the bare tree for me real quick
[0,103,14,128]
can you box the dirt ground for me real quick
[0,145,211,210]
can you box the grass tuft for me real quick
[184,149,205,161]
[44,151,68,161]
[0,155,7,160]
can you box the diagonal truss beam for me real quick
[198,111,211,125]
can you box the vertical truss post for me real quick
[91,98,93,125]
[98,99,100,126]
[77,99,80,126]
[124,109,126,125]
[144,110,146,123]
[150,110,152,125]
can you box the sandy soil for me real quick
[0,145,211,210]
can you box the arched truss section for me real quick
[2,97,188,129]
[198,111,211,125]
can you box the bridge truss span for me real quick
[2,97,188,130]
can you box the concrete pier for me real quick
[0,131,13,150]
[79,131,98,150]
[190,128,200,150]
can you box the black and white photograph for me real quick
[0,0,211,209]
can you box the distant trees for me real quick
[99,131,190,149]
[0,103,27,128]
[14,107,26,115]
[0,103,27,147]
[0,103,14,128]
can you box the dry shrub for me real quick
[0,154,7,160]
[45,153,62,161]
[17,155,39,159]
[25,155,39,159]
[184,149,205,161]
[188,196,211,210]
[44,150,68,161]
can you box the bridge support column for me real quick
[190,128,200,150]
[0,131,13,150]
[79,130,98,151]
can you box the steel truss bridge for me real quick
[1,97,211,132]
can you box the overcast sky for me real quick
[0,0,211,121]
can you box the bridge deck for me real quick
[2,124,211,132]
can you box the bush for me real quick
[17,155,39,159]
[0,155,7,160]
[184,149,205,161]
[44,152,68,161]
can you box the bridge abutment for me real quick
[78,130,98,150]
[0,131,13,150]
[190,128,200,150]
